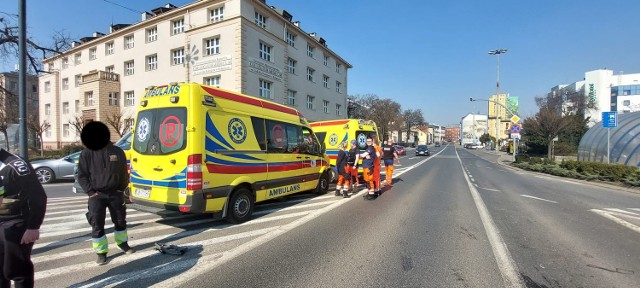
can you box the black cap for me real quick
[81,121,110,151]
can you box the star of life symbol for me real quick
[228,118,247,144]
[137,118,150,142]
[357,133,367,147]
[328,133,339,147]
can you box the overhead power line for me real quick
[101,0,143,14]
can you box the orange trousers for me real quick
[363,167,375,191]
[373,162,381,190]
[385,164,394,185]
[350,166,359,186]
[336,166,350,189]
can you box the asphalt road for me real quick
[32,144,640,287]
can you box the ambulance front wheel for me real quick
[226,188,254,224]
[315,171,330,195]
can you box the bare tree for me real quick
[0,85,18,150]
[401,109,425,143]
[522,105,571,159]
[349,94,402,140]
[27,115,50,157]
[104,111,128,137]
[1,17,72,74]
[68,115,85,136]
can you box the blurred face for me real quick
[366,139,373,146]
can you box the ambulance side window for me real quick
[266,120,287,153]
[251,117,267,150]
[301,127,321,156]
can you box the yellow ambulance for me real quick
[310,119,380,181]
[129,83,331,223]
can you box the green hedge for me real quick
[512,158,640,187]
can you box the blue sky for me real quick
[2,0,639,126]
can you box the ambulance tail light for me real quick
[187,154,203,190]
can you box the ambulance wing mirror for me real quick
[321,142,326,154]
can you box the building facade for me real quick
[0,72,40,150]
[548,69,640,127]
[444,126,460,142]
[39,0,351,148]
[487,93,518,141]
[460,113,488,145]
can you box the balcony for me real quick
[82,71,119,84]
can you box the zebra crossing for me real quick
[591,207,640,234]
[33,192,344,287]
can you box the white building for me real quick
[39,0,351,148]
[460,114,488,145]
[548,69,640,127]
[427,124,444,144]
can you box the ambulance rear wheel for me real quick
[315,171,330,195]
[226,188,254,224]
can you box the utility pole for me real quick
[19,0,28,159]
[488,48,507,155]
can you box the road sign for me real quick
[510,115,520,123]
[602,112,617,128]
[511,133,521,139]
[509,124,522,134]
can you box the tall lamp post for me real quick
[488,48,507,154]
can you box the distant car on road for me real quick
[415,145,430,156]
[31,151,81,184]
[394,145,406,156]
[434,142,441,147]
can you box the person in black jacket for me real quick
[334,141,350,198]
[0,148,47,288]
[77,121,135,266]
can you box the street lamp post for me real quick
[488,48,507,155]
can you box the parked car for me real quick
[394,145,406,156]
[415,145,430,156]
[434,142,441,147]
[31,151,81,184]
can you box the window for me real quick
[259,79,272,99]
[307,44,314,58]
[85,91,94,106]
[108,92,119,106]
[259,42,271,61]
[105,41,114,55]
[255,11,267,28]
[209,7,224,23]
[336,63,342,74]
[205,37,220,56]
[172,18,184,35]
[286,31,296,47]
[287,58,296,74]
[46,129,52,137]
[62,102,69,114]
[47,63,54,71]
[32,84,37,93]
[124,118,134,132]
[204,76,221,87]
[63,124,70,137]
[307,95,315,110]
[44,104,51,115]
[89,48,97,60]
[323,75,329,88]
[8,81,16,91]
[307,67,314,82]
[335,104,342,116]
[62,78,69,90]
[624,89,631,96]
[172,48,185,65]
[336,81,342,93]
[323,55,329,66]
[124,91,135,106]
[146,54,158,71]
[62,57,69,69]
[75,100,80,113]
[287,90,296,106]
[105,65,115,73]
[124,60,134,76]
[623,100,631,106]
[147,27,158,42]
[124,35,134,49]
[44,81,51,93]
[74,53,82,65]
[323,100,329,113]
[75,74,81,87]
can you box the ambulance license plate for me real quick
[134,188,150,198]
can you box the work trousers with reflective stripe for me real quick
[384,159,395,185]
[363,167,375,193]
[87,192,128,254]
[0,219,34,288]
[373,161,381,191]
[349,165,359,187]
[336,165,350,190]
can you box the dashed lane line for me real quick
[520,195,557,204]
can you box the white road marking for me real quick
[629,208,640,212]
[591,209,640,235]
[520,195,557,204]
[455,149,524,287]
[480,188,501,192]
[603,208,640,216]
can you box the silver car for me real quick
[31,151,81,184]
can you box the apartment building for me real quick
[0,72,40,150]
[444,126,460,143]
[39,0,351,148]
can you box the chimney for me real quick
[293,21,300,27]
[309,32,317,37]
[141,11,153,21]
[93,32,105,37]
[71,41,81,48]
